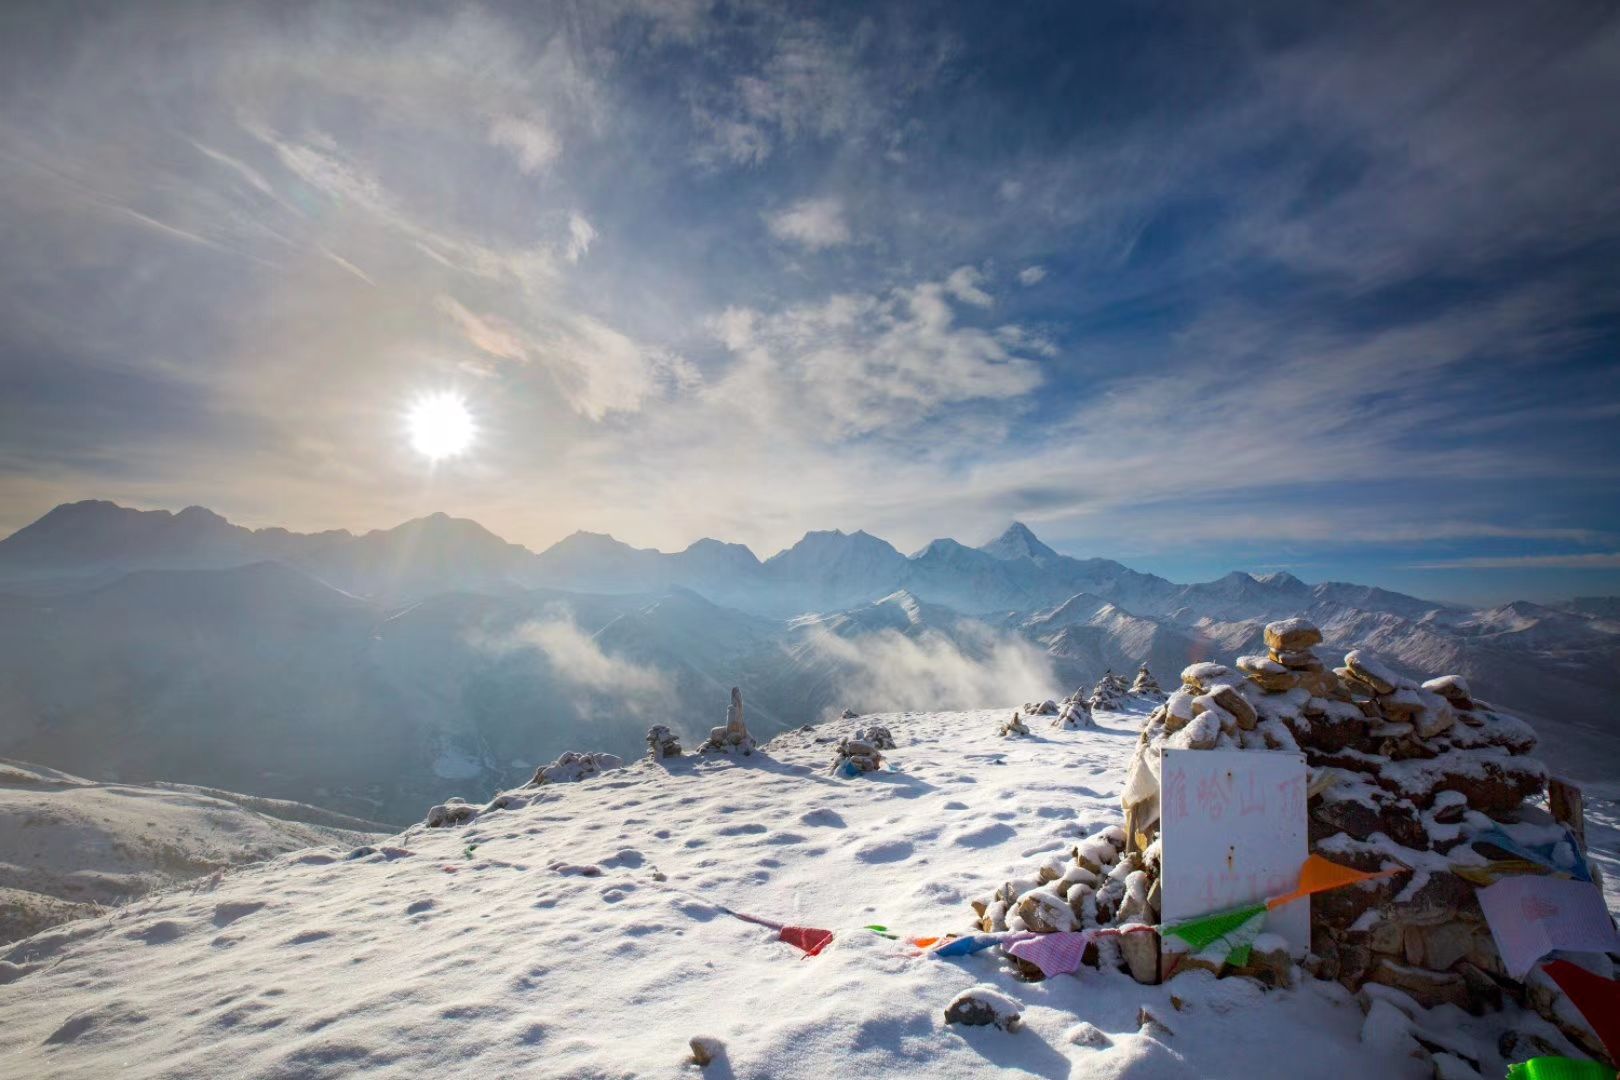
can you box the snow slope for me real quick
[2,706,1607,1079]
[0,758,386,945]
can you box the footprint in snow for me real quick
[129,920,186,945]
[212,900,266,927]
[716,823,767,837]
[950,823,1017,848]
[798,808,846,829]
[853,839,914,863]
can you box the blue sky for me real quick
[1,0,1618,604]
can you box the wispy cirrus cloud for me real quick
[1410,553,1620,571]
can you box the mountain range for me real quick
[0,500,1615,822]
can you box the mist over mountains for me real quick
[0,500,1614,823]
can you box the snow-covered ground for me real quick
[0,706,1610,1078]
[0,758,386,944]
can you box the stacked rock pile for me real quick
[646,725,683,760]
[1023,698,1060,716]
[1053,694,1093,729]
[698,687,757,755]
[975,618,1606,1065]
[999,711,1031,737]
[1129,663,1166,701]
[831,734,885,775]
[1088,670,1129,711]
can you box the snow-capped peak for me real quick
[978,521,1060,563]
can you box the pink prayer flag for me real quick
[1005,931,1093,977]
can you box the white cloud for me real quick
[707,268,1042,436]
[513,617,673,697]
[488,114,561,174]
[804,622,1058,714]
[1409,552,1620,570]
[437,295,696,420]
[764,196,851,250]
[944,266,993,307]
[565,213,597,263]
[1017,265,1046,286]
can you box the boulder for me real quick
[425,799,478,828]
[945,986,1022,1031]
[1273,649,1323,671]
[1344,650,1403,695]
[1236,654,1300,692]
[857,725,896,750]
[1208,684,1258,731]
[1180,662,1231,694]
[1265,618,1324,652]
[1421,676,1473,710]
[1118,928,1160,984]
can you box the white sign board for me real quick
[1158,748,1309,955]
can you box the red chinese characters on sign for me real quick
[1164,769,1189,826]
[1196,772,1231,821]
[1275,774,1305,818]
[1239,771,1267,816]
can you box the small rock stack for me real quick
[698,687,757,755]
[1023,698,1060,716]
[645,725,683,760]
[1129,664,1166,701]
[832,734,885,775]
[1000,711,1031,737]
[1088,670,1129,711]
[1053,694,1093,729]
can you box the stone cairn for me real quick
[1129,663,1166,701]
[999,710,1031,737]
[646,725,683,760]
[1088,670,1129,711]
[832,730,887,775]
[974,618,1606,1066]
[1023,698,1060,716]
[698,687,756,755]
[1054,687,1094,729]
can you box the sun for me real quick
[407,392,475,461]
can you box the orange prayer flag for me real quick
[1267,853,1401,910]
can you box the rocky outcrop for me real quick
[528,751,624,785]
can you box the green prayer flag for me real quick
[1505,1058,1616,1080]
[1162,902,1267,967]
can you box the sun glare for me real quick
[407,392,475,461]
